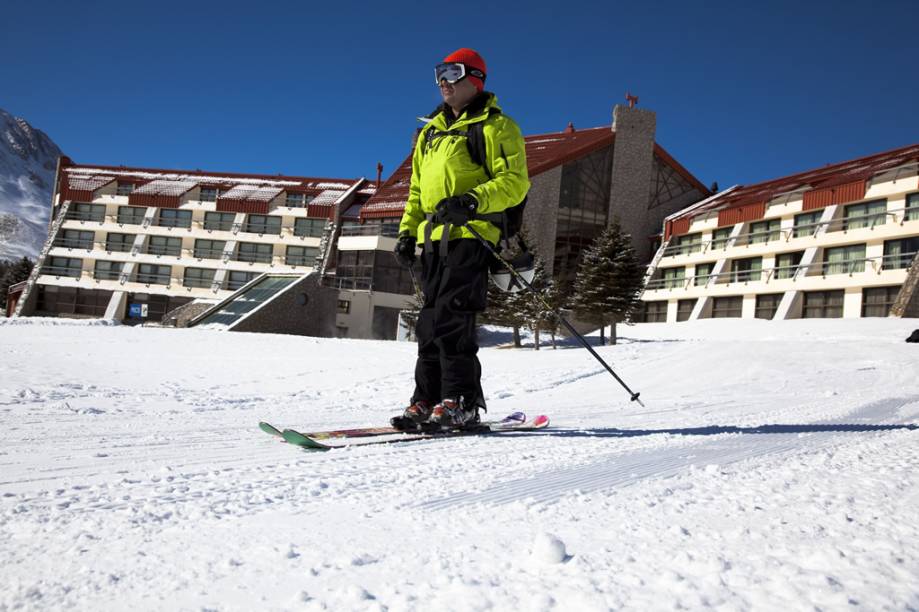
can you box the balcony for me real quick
[234,252,274,264]
[339,222,400,238]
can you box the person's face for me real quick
[439,75,478,110]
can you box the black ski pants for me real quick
[412,238,490,409]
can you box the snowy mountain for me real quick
[0,108,63,260]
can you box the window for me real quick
[236,242,274,264]
[294,218,327,238]
[694,262,715,286]
[337,299,351,314]
[862,286,900,317]
[94,260,124,281]
[157,209,192,229]
[337,250,375,289]
[117,206,147,225]
[105,233,135,253]
[286,245,319,267]
[844,199,887,230]
[36,286,112,317]
[672,233,702,256]
[882,238,919,270]
[227,270,258,290]
[116,182,135,196]
[676,299,696,322]
[66,203,105,223]
[710,227,732,250]
[748,219,780,244]
[774,251,803,279]
[373,250,417,294]
[793,211,822,238]
[823,244,866,275]
[136,263,172,285]
[641,301,668,323]
[244,214,282,235]
[285,192,316,207]
[907,193,919,222]
[731,257,762,282]
[803,290,844,318]
[755,293,783,320]
[711,296,743,318]
[204,211,236,232]
[199,187,221,202]
[147,235,182,257]
[660,267,685,289]
[55,229,94,250]
[183,267,216,289]
[44,256,82,278]
[194,239,226,259]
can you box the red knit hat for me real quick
[443,48,487,92]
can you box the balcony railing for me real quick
[156,218,193,229]
[339,223,401,237]
[94,269,123,281]
[183,277,215,289]
[40,266,82,278]
[235,252,273,264]
[325,276,373,290]
[146,244,182,257]
[64,210,105,223]
[193,248,225,259]
[133,273,171,285]
[203,220,235,232]
[285,256,316,267]
[53,238,94,250]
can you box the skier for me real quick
[393,48,530,429]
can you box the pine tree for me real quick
[0,256,34,310]
[570,219,644,345]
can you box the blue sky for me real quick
[2,0,917,190]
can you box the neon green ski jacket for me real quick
[399,93,530,245]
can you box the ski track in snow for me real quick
[1,319,919,610]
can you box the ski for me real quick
[259,411,528,442]
[278,414,550,452]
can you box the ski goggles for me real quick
[435,62,486,85]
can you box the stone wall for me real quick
[232,274,339,337]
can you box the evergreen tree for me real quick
[398,264,425,341]
[570,219,644,345]
[0,256,34,310]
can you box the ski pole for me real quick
[463,223,644,407]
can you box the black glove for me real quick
[393,232,417,267]
[434,194,478,226]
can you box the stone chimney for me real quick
[608,103,658,262]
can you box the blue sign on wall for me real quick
[128,303,148,318]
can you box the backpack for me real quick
[423,107,528,246]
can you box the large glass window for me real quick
[755,293,782,320]
[204,211,236,232]
[244,214,282,235]
[147,235,182,257]
[803,290,844,318]
[907,193,919,222]
[373,251,417,294]
[882,237,919,270]
[105,233,135,253]
[227,270,258,290]
[136,263,172,285]
[640,301,668,323]
[117,206,147,225]
[694,262,715,286]
[844,199,887,230]
[731,257,762,282]
[748,219,780,244]
[286,245,319,267]
[862,286,900,317]
[711,296,743,318]
[55,229,94,250]
[157,209,192,229]
[236,242,274,264]
[285,192,316,207]
[94,260,124,281]
[337,250,376,290]
[676,299,696,322]
[183,267,216,289]
[116,182,135,196]
[66,203,105,223]
[44,256,82,278]
[671,233,702,256]
[199,187,222,202]
[660,267,686,289]
[793,211,822,238]
[823,244,866,275]
[294,217,327,238]
[194,239,226,259]
[774,251,804,279]
[710,227,732,250]
[36,286,112,317]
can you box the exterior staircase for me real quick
[14,200,72,317]
[890,252,919,317]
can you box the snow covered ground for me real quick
[1,317,918,611]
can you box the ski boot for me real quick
[390,400,432,432]
[427,398,481,431]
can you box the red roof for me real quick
[361,125,710,220]
[669,142,919,223]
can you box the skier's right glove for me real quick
[394,232,417,268]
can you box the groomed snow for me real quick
[1,317,918,610]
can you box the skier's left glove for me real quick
[393,232,417,268]
[433,194,478,226]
